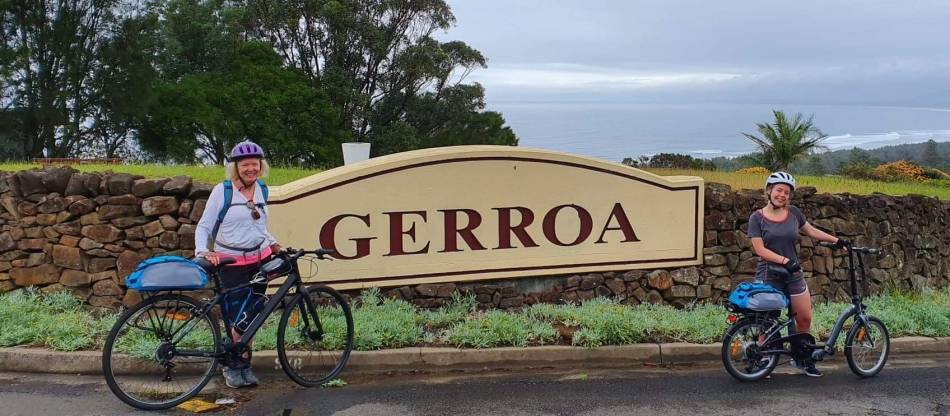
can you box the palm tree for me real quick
[743,110,828,171]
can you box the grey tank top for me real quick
[747,206,806,280]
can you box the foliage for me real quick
[735,166,770,175]
[444,310,557,348]
[742,110,828,171]
[922,167,950,180]
[2,287,949,351]
[349,289,422,350]
[0,0,517,166]
[0,289,111,351]
[760,140,950,176]
[839,162,876,180]
[0,162,319,186]
[241,0,517,159]
[0,0,126,158]
[421,292,477,332]
[645,168,950,199]
[872,160,927,182]
[140,41,344,165]
[622,153,716,170]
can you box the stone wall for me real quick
[1,167,948,310]
[0,167,211,309]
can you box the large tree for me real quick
[0,0,123,158]
[742,110,828,171]
[140,41,343,165]
[243,0,516,158]
[89,6,162,159]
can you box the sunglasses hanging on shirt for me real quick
[245,201,261,220]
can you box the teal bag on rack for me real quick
[728,281,788,311]
[125,256,209,291]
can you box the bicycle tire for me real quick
[722,318,779,382]
[845,316,890,378]
[277,285,354,387]
[102,294,221,410]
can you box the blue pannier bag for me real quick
[728,281,788,311]
[125,256,209,291]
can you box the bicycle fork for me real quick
[811,304,864,362]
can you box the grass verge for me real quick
[645,168,950,199]
[0,163,320,186]
[0,286,947,352]
[2,163,945,197]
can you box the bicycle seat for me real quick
[193,257,236,273]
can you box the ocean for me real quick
[486,102,950,162]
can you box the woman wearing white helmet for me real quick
[746,171,847,377]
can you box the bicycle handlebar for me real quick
[817,241,882,256]
[282,247,336,260]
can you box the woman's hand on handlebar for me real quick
[201,251,221,266]
[832,237,850,250]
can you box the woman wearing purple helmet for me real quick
[747,171,848,377]
[195,140,280,388]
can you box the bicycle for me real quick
[102,247,354,410]
[721,241,890,381]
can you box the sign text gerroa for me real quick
[268,146,704,289]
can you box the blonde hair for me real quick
[225,158,270,183]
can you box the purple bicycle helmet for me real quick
[229,140,265,161]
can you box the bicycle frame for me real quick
[813,246,877,359]
[747,245,878,361]
[170,255,318,364]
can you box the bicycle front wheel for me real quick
[845,316,890,378]
[722,318,779,382]
[277,285,354,387]
[102,294,220,410]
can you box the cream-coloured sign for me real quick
[267,146,704,289]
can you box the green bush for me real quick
[445,310,557,348]
[2,287,949,352]
[350,289,421,350]
[0,289,110,351]
[421,292,476,331]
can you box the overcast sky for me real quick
[441,0,950,107]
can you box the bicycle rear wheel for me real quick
[102,294,220,410]
[277,285,354,387]
[722,318,779,382]
[845,316,890,378]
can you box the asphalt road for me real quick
[1,355,948,415]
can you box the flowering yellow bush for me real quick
[736,166,771,175]
[873,160,927,182]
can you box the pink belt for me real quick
[219,246,273,267]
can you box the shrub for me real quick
[922,167,950,180]
[872,160,927,182]
[444,310,557,348]
[350,290,421,350]
[840,163,876,180]
[735,166,770,175]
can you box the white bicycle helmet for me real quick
[766,171,796,190]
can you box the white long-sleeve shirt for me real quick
[194,181,277,256]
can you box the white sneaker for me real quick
[222,367,244,389]
[241,367,260,387]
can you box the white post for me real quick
[341,142,372,165]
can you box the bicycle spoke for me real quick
[277,286,353,387]
[104,294,220,410]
